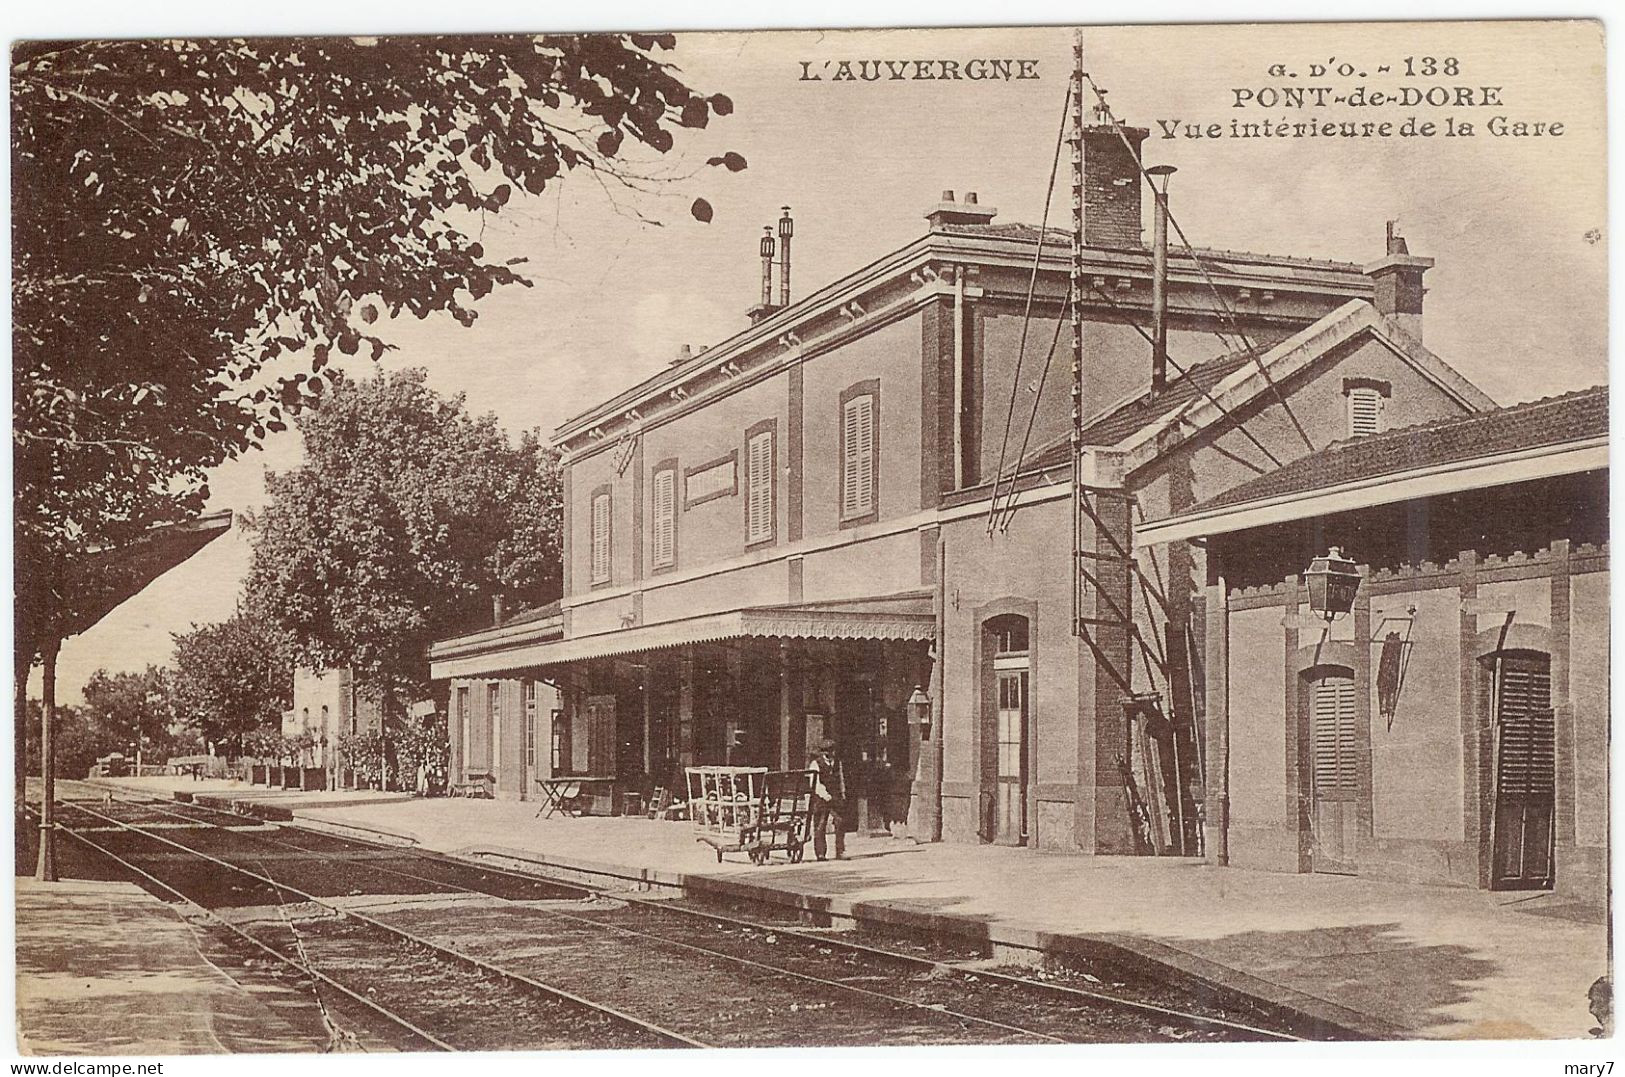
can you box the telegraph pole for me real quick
[1069,28,1086,638]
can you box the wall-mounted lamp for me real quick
[907,685,932,740]
[1305,546,1361,622]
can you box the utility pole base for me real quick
[35,823,57,882]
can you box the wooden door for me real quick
[1310,672,1358,874]
[1491,658,1555,890]
[994,668,1028,846]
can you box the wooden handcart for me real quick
[740,769,816,865]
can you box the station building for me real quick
[1137,387,1608,900]
[428,109,1603,895]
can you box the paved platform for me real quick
[101,776,1611,1042]
[15,877,320,1054]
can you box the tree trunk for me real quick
[15,645,32,813]
[35,638,59,882]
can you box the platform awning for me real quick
[429,598,934,681]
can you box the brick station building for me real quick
[426,109,1600,894]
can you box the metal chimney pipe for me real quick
[759,226,777,309]
[1147,165,1177,394]
[777,207,794,307]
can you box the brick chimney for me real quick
[925,190,997,230]
[1364,221,1433,342]
[1082,102,1149,249]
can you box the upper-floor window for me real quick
[745,421,776,546]
[840,382,878,522]
[590,488,612,585]
[1343,378,1389,438]
[651,464,677,569]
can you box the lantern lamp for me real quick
[1305,546,1361,621]
[907,685,932,740]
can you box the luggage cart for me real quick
[741,769,816,865]
[686,766,767,862]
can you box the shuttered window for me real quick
[841,393,876,520]
[1496,658,1554,796]
[651,468,676,568]
[1348,387,1384,437]
[745,428,774,544]
[1311,673,1358,793]
[590,491,611,584]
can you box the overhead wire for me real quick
[987,81,1073,533]
[1076,70,1318,456]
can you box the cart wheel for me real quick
[787,843,804,864]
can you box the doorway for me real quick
[1489,653,1555,890]
[985,614,1030,847]
[1307,667,1358,875]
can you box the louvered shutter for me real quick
[1497,661,1554,796]
[1348,388,1382,437]
[591,493,611,583]
[746,431,773,543]
[843,394,875,518]
[652,470,675,567]
[1312,674,1357,793]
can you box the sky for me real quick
[36,19,1608,703]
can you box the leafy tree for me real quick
[22,701,99,780]
[245,367,561,711]
[13,33,742,802]
[169,606,295,757]
[78,665,176,767]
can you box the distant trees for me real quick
[245,368,562,712]
[78,665,177,768]
[169,606,295,756]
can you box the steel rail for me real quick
[78,792,1066,1045]
[52,795,709,1050]
[28,804,454,1053]
[84,786,1304,1042]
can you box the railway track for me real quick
[49,784,1305,1048]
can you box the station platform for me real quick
[15,876,321,1054]
[95,775,1611,1042]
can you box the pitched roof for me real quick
[1023,344,1269,472]
[1186,385,1608,515]
[935,222,1365,272]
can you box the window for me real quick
[550,709,566,773]
[745,422,775,545]
[651,465,677,569]
[456,687,470,770]
[840,385,877,521]
[590,489,612,585]
[1343,378,1389,438]
[487,683,501,772]
[524,682,538,769]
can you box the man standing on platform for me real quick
[809,738,847,861]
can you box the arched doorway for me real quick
[985,614,1030,846]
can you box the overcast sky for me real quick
[41,19,1607,703]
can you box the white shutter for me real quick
[591,493,611,583]
[1348,388,1382,437]
[843,395,875,518]
[747,431,773,543]
[652,470,675,567]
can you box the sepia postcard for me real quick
[9,14,1611,1066]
